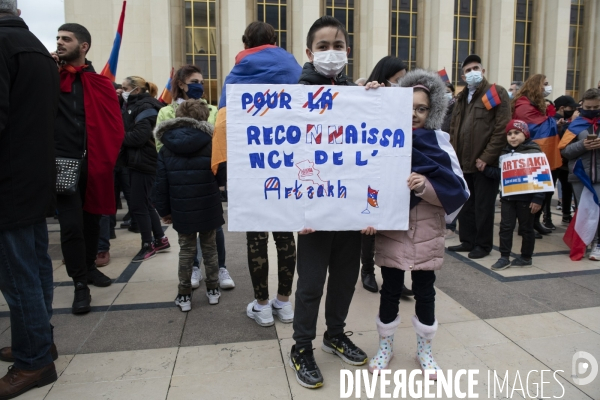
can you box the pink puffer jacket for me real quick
[375,180,445,271]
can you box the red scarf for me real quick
[59,65,124,215]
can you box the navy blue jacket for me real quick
[153,117,224,234]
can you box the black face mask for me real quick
[580,109,600,120]
[563,109,575,119]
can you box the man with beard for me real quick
[54,23,124,314]
[0,1,59,397]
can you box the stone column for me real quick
[357,0,389,80]
[475,0,516,87]
[290,0,321,66]
[580,0,600,92]
[530,0,571,100]
[416,0,454,75]
[218,0,247,83]
[169,0,184,69]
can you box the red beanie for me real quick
[506,119,530,139]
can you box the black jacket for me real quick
[0,16,59,230]
[486,140,545,205]
[121,93,164,174]
[298,62,356,86]
[153,118,224,234]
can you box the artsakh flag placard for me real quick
[482,84,501,110]
[500,153,555,196]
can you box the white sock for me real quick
[254,302,268,310]
[273,298,290,308]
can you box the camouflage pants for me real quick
[246,232,296,301]
[178,230,219,294]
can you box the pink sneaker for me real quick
[154,237,171,253]
[132,242,156,263]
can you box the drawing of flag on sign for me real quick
[500,153,555,196]
[362,186,379,214]
[482,84,501,110]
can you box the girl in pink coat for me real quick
[368,69,469,379]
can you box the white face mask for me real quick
[444,93,453,101]
[311,50,348,78]
[465,70,483,87]
[122,87,136,102]
[543,85,553,97]
[387,79,400,87]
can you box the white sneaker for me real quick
[175,294,191,312]
[444,229,456,240]
[206,288,221,305]
[191,266,202,289]
[270,299,294,323]
[589,245,600,261]
[218,268,235,289]
[246,300,274,326]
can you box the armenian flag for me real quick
[100,1,127,82]
[211,44,302,174]
[482,84,501,110]
[437,68,449,83]
[158,67,174,104]
[558,116,599,150]
[563,159,600,260]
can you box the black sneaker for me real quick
[87,267,112,287]
[289,345,323,389]
[132,242,156,263]
[322,331,367,366]
[511,257,533,267]
[491,257,511,271]
[543,220,556,230]
[562,215,572,224]
[72,282,91,314]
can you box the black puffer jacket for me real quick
[153,118,225,234]
[121,92,164,174]
[298,62,356,86]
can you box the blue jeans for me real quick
[98,215,111,252]
[0,221,54,370]
[193,225,226,269]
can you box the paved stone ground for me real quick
[0,199,599,399]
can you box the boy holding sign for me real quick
[289,16,381,389]
[491,120,545,270]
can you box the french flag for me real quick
[563,159,600,260]
[100,1,126,82]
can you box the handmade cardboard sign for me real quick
[226,84,413,231]
[500,152,555,196]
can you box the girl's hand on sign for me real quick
[299,228,315,235]
[364,81,383,90]
[361,226,377,235]
[529,203,541,214]
[407,172,426,193]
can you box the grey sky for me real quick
[18,0,64,51]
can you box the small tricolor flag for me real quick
[482,84,501,110]
[362,186,379,214]
[100,1,126,82]
[563,159,600,260]
[158,67,175,104]
[437,68,449,83]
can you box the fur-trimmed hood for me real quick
[154,117,214,154]
[398,69,449,130]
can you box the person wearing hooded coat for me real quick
[153,99,225,310]
[367,69,469,379]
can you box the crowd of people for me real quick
[1,0,600,396]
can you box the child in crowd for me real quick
[490,120,544,270]
[368,70,469,378]
[153,99,225,311]
[289,15,380,389]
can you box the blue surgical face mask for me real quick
[185,83,204,100]
[508,91,514,99]
[465,70,483,87]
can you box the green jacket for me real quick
[155,99,217,152]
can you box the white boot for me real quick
[368,315,401,373]
[412,315,441,380]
